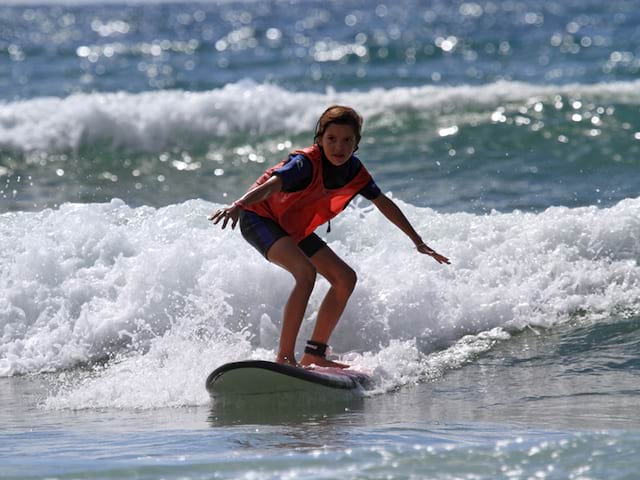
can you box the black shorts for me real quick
[239,210,327,259]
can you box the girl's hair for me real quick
[314,105,363,151]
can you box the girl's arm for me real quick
[209,175,283,229]
[371,193,450,264]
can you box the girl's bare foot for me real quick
[276,354,300,368]
[300,353,349,369]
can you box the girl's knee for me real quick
[294,263,317,290]
[335,267,357,295]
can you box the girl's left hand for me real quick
[416,244,451,264]
[208,204,241,230]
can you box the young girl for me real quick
[209,105,449,369]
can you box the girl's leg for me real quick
[300,246,357,368]
[267,236,317,366]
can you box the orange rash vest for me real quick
[244,144,373,243]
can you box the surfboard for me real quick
[206,360,372,398]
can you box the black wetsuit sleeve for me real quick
[272,154,313,192]
[359,178,382,200]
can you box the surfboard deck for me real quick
[206,360,372,398]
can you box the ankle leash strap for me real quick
[304,340,328,358]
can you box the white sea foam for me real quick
[1,196,639,408]
[2,80,640,155]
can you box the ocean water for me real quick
[1,1,640,479]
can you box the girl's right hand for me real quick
[416,243,451,264]
[208,203,241,229]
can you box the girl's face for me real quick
[318,123,358,166]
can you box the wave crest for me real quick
[2,80,640,154]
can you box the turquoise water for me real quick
[1,1,640,479]
[3,321,640,479]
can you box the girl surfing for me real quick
[209,105,450,369]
